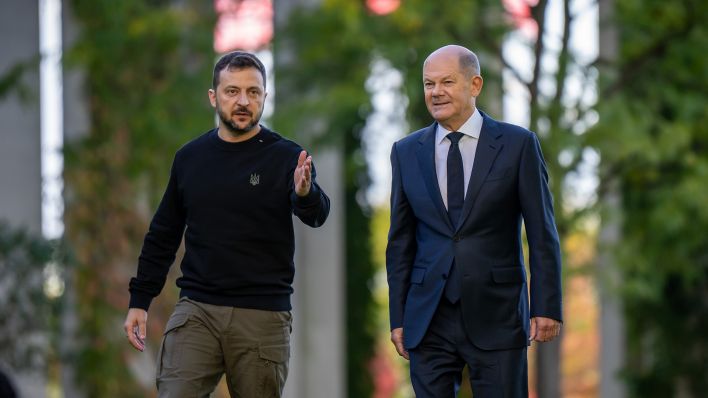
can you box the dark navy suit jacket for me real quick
[386,111,562,350]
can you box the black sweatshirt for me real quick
[128,126,330,311]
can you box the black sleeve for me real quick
[128,157,186,310]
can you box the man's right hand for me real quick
[124,308,148,352]
[391,327,409,360]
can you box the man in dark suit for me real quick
[386,44,562,397]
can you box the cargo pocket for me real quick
[274,310,293,335]
[156,313,190,387]
[258,343,290,397]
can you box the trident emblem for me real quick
[249,173,260,186]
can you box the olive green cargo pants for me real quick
[156,297,292,398]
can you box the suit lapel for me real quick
[457,114,504,231]
[416,123,454,231]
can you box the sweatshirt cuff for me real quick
[292,184,321,208]
[129,292,154,311]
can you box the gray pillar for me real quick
[598,181,626,398]
[0,0,42,234]
[0,1,45,397]
[536,337,561,398]
[598,0,626,395]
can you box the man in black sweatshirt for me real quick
[123,51,330,397]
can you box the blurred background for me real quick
[1,0,706,397]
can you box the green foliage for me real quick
[0,57,38,103]
[64,0,214,395]
[0,223,55,370]
[590,0,708,395]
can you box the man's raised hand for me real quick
[294,150,312,197]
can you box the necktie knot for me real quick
[446,132,464,146]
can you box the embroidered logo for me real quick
[249,173,260,186]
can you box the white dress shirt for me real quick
[435,108,483,210]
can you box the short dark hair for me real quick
[212,51,267,89]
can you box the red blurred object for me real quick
[369,345,400,398]
[214,0,273,53]
[503,0,538,38]
[366,0,401,15]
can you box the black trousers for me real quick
[408,298,528,398]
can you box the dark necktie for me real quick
[446,132,465,227]
[444,131,464,302]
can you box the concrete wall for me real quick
[0,0,42,235]
[0,1,46,397]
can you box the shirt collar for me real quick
[435,108,483,145]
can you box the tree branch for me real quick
[549,0,573,127]
[528,0,549,132]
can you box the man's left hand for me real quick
[294,150,312,197]
[530,316,562,342]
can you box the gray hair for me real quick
[459,51,480,78]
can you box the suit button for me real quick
[453,235,461,242]
[442,273,448,279]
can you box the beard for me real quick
[216,102,263,136]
